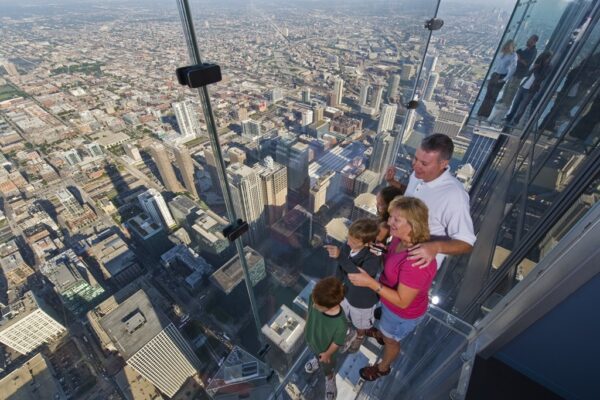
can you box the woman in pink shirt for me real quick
[349,196,437,381]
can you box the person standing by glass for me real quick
[477,39,518,119]
[500,35,539,106]
[348,197,437,381]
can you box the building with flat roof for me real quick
[41,249,106,315]
[210,246,265,295]
[293,280,316,313]
[168,194,199,224]
[261,304,305,355]
[189,209,230,256]
[99,289,199,397]
[352,193,378,221]
[88,233,141,288]
[0,291,65,354]
[0,353,66,400]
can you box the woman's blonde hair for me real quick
[388,196,430,244]
[501,39,515,54]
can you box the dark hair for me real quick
[378,186,404,220]
[420,134,454,161]
[530,34,539,42]
[348,218,379,244]
[312,277,345,309]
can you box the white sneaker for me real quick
[340,328,357,353]
[325,375,337,399]
[304,356,319,374]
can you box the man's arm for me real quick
[384,166,407,193]
[408,240,473,268]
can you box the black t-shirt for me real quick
[336,245,381,309]
[515,46,537,78]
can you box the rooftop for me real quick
[0,353,65,400]
[261,304,305,354]
[210,246,264,294]
[99,289,172,360]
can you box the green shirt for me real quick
[305,297,348,354]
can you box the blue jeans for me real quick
[506,87,533,123]
[378,303,424,342]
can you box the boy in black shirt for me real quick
[325,218,381,353]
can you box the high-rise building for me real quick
[174,145,198,199]
[387,74,400,99]
[242,119,262,138]
[227,163,265,244]
[123,143,142,162]
[377,103,398,133]
[463,130,500,172]
[204,146,222,194]
[172,101,201,137]
[313,105,324,123]
[287,142,310,201]
[261,304,305,370]
[309,170,339,213]
[370,131,394,177]
[354,169,380,195]
[55,188,84,219]
[149,143,183,193]
[41,250,106,315]
[210,246,266,294]
[254,156,288,225]
[330,77,344,107]
[433,110,468,138]
[0,291,66,355]
[228,147,247,165]
[424,72,440,101]
[359,83,370,106]
[270,87,284,103]
[235,106,249,122]
[352,193,378,220]
[98,289,199,397]
[301,88,311,103]
[0,353,66,399]
[424,54,438,73]
[138,188,176,229]
[301,109,313,127]
[401,64,414,81]
[372,85,384,112]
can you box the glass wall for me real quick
[433,0,600,323]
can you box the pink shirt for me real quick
[379,237,437,319]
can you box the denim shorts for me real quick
[378,303,423,342]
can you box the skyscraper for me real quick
[149,143,183,193]
[372,85,384,113]
[172,101,201,137]
[138,188,176,229]
[98,289,199,397]
[204,146,222,194]
[463,130,500,172]
[424,54,438,73]
[173,145,198,199]
[123,143,142,162]
[55,188,85,219]
[359,83,370,107]
[401,64,414,81]
[241,119,261,138]
[387,74,400,99]
[254,156,288,225]
[424,72,440,101]
[287,142,310,201]
[227,163,265,244]
[377,103,398,133]
[330,77,344,107]
[0,291,66,355]
[302,88,311,103]
[433,110,467,138]
[313,105,324,123]
[370,131,394,177]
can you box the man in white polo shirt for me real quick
[385,134,476,268]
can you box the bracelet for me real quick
[375,284,383,294]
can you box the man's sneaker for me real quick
[304,356,319,374]
[325,375,337,399]
[340,328,358,353]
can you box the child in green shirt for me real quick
[304,276,348,400]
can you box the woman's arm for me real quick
[348,268,419,309]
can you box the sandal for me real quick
[365,327,385,345]
[359,364,391,381]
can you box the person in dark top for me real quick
[501,35,539,106]
[324,218,381,353]
[505,50,553,124]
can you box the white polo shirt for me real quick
[405,169,476,267]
